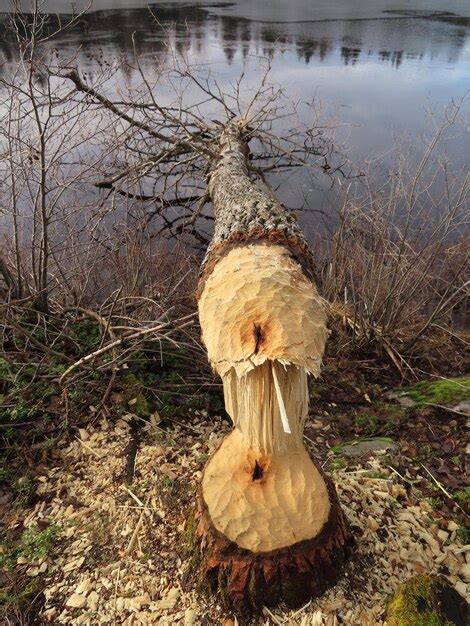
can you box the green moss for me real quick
[354,413,379,434]
[0,358,13,392]
[179,507,209,593]
[403,377,470,406]
[130,393,150,418]
[159,475,174,491]
[121,374,151,418]
[453,487,470,507]
[0,523,60,571]
[181,507,199,555]
[328,456,348,471]
[12,474,37,507]
[387,575,468,626]
[0,580,40,621]
[365,470,389,479]
[20,523,60,561]
[455,526,470,545]
[71,320,101,355]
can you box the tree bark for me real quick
[198,124,316,296]
[193,122,350,618]
[196,466,349,615]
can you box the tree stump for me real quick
[195,432,349,615]
[192,122,350,616]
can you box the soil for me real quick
[0,357,468,624]
[0,398,468,625]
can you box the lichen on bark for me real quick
[199,123,315,293]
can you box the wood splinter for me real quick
[191,122,350,618]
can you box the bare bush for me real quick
[0,2,467,398]
[317,103,469,375]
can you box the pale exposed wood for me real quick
[198,243,331,554]
[222,361,308,453]
[198,244,327,378]
[201,429,330,552]
[193,124,348,614]
[199,243,327,453]
[271,362,291,435]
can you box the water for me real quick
[0,0,469,237]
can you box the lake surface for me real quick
[1,0,469,237]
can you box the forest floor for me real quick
[1,365,469,625]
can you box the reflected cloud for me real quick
[0,1,469,73]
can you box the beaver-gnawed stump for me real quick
[194,430,350,616]
[191,122,350,616]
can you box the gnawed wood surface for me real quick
[201,429,331,551]
[194,122,349,616]
[199,244,327,379]
[196,460,350,617]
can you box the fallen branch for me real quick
[59,312,196,383]
[420,463,466,515]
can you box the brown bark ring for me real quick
[193,461,351,619]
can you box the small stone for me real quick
[65,593,87,609]
[454,401,470,415]
[340,438,397,458]
[366,516,379,531]
[385,390,416,408]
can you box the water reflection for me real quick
[0,1,468,239]
[1,1,469,72]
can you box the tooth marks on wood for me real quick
[193,122,348,615]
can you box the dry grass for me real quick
[314,114,468,377]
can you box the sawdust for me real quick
[4,413,468,625]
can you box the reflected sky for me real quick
[0,0,469,236]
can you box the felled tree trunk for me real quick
[193,123,350,616]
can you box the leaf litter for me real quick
[2,411,468,625]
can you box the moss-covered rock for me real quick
[402,377,470,407]
[386,574,468,626]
